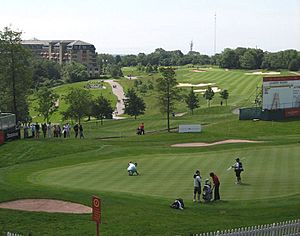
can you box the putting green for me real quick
[29,144,300,200]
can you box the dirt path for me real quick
[106,80,126,119]
[171,139,264,147]
[0,199,92,214]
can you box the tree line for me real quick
[103,47,300,71]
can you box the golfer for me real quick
[127,161,139,176]
[232,158,244,184]
[209,172,220,201]
[193,170,201,202]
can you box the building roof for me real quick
[21,40,51,45]
[67,40,94,46]
[22,39,95,47]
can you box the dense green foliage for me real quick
[123,88,146,119]
[35,87,59,122]
[91,95,114,125]
[62,61,89,83]
[31,59,62,89]
[0,27,32,121]
[62,88,92,123]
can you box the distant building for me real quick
[22,39,99,77]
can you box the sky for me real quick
[0,0,299,55]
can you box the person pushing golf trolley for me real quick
[227,157,244,184]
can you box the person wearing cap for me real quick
[193,170,202,202]
[232,158,244,184]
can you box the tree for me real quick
[0,26,32,122]
[123,88,146,119]
[288,59,300,71]
[156,67,180,132]
[240,50,257,69]
[62,62,89,83]
[62,88,92,124]
[109,64,123,78]
[35,87,59,122]
[220,89,229,106]
[32,59,62,89]
[219,48,239,69]
[203,86,215,107]
[91,95,114,125]
[185,87,199,114]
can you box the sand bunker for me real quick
[194,87,221,93]
[177,83,216,87]
[0,199,92,214]
[245,71,281,75]
[192,69,207,72]
[171,139,264,147]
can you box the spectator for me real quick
[79,124,84,139]
[73,123,79,138]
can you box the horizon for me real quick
[1,0,300,55]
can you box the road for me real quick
[106,80,126,119]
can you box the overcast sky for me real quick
[1,0,299,55]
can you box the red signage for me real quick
[284,108,300,118]
[92,196,101,223]
[0,131,4,145]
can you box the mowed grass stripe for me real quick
[30,145,300,200]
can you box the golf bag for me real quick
[136,127,142,135]
[202,183,212,202]
[170,198,184,210]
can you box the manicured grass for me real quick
[1,67,300,235]
[31,144,300,200]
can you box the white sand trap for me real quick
[177,83,216,87]
[191,69,207,73]
[194,87,221,93]
[171,139,264,147]
[125,76,138,80]
[245,71,281,75]
[175,112,187,117]
[0,199,92,214]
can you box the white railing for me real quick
[6,232,24,236]
[193,219,300,236]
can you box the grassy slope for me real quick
[0,67,300,235]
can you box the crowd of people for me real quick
[22,122,85,139]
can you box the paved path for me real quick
[106,80,126,119]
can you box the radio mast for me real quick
[214,13,217,55]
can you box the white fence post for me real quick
[194,219,300,236]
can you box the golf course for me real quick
[0,67,300,236]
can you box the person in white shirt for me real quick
[127,161,139,176]
[232,158,244,184]
[193,170,202,202]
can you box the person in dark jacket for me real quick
[210,172,220,201]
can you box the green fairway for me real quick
[1,67,300,235]
[30,144,300,200]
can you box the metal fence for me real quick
[192,219,300,236]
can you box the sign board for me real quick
[284,107,300,118]
[262,76,300,110]
[178,124,201,133]
[92,196,101,223]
